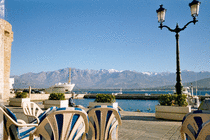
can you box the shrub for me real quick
[158,94,188,107]
[15,92,28,98]
[95,94,115,103]
[175,94,188,107]
[158,94,174,106]
[49,93,65,100]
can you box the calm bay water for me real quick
[74,98,159,113]
[73,90,210,113]
[74,89,210,96]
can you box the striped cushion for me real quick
[181,110,210,140]
[33,107,88,140]
[56,107,88,139]
[32,106,57,124]
[19,126,36,139]
[0,104,36,139]
[87,105,121,140]
[0,104,19,139]
[88,105,121,116]
[182,110,210,124]
[196,119,210,139]
[57,107,87,116]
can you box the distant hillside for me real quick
[161,78,210,90]
[11,68,210,89]
[183,78,210,88]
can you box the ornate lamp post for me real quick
[156,0,201,95]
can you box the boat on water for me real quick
[47,82,75,94]
[46,68,75,94]
[112,88,123,95]
[183,86,200,108]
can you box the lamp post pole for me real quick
[176,30,181,95]
[156,0,201,95]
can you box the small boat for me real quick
[46,68,75,94]
[112,88,123,95]
[145,93,151,96]
[183,86,200,109]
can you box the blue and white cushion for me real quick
[0,104,36,140]
[196,119,210,139]
[87,105,122,140]
[30,106,57,124]
[31,107,89,140]
[181,110,210,140]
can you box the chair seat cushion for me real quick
[30,106,57,124]
[19,126,36,139]
[0,104,36,140]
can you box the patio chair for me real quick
[29,107,89,140]
[180,110,210,140]
[22,101,57,124]
[87,105,122,140]
[195,119,210,140]
[0,104,38,140]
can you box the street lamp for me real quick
[156,0,201,95]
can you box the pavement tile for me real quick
[119,111,182,140]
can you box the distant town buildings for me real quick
[0,19,13,101]
[10,77,14,90]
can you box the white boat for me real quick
[48,82,75,94]
[112,88,122,95]
[46,68,75,94]
[183,86,200,108]
[183,87,191,96]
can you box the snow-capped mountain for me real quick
[11,68,210,89]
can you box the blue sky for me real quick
[5,0,210,76]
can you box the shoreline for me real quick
[9,93,209,101]
[84,94,210,101]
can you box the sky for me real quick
[4,0,210,76]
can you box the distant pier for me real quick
[85,94,159,100]
[84,94,210,101]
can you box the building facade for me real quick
[0,19,13,101]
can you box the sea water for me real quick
[73,89,210,113]
[74,98,159,113]
[74,89,210,96]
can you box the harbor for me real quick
[84,93,210,101]
[85,93,160,100]
[1,0,209,139]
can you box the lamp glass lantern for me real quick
[156,5,166,23]
[189,0,201,18]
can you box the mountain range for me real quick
[11,68,210,89]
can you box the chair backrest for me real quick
[180,110,210,140]
[22,102,57,124]
[0,104,20,139]
[22,102,44,123]
[196,119,210,139]
[36,106,57,124]
[87,105,122,140]
[0,104,38,140]
[30,107,89,140]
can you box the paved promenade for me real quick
[118,111,181,140]
[6,104,182,140]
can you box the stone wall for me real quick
[0,20,4,100]
[27,94,85,101]
[0,19,13,101]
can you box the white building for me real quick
[9,78,14,89]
